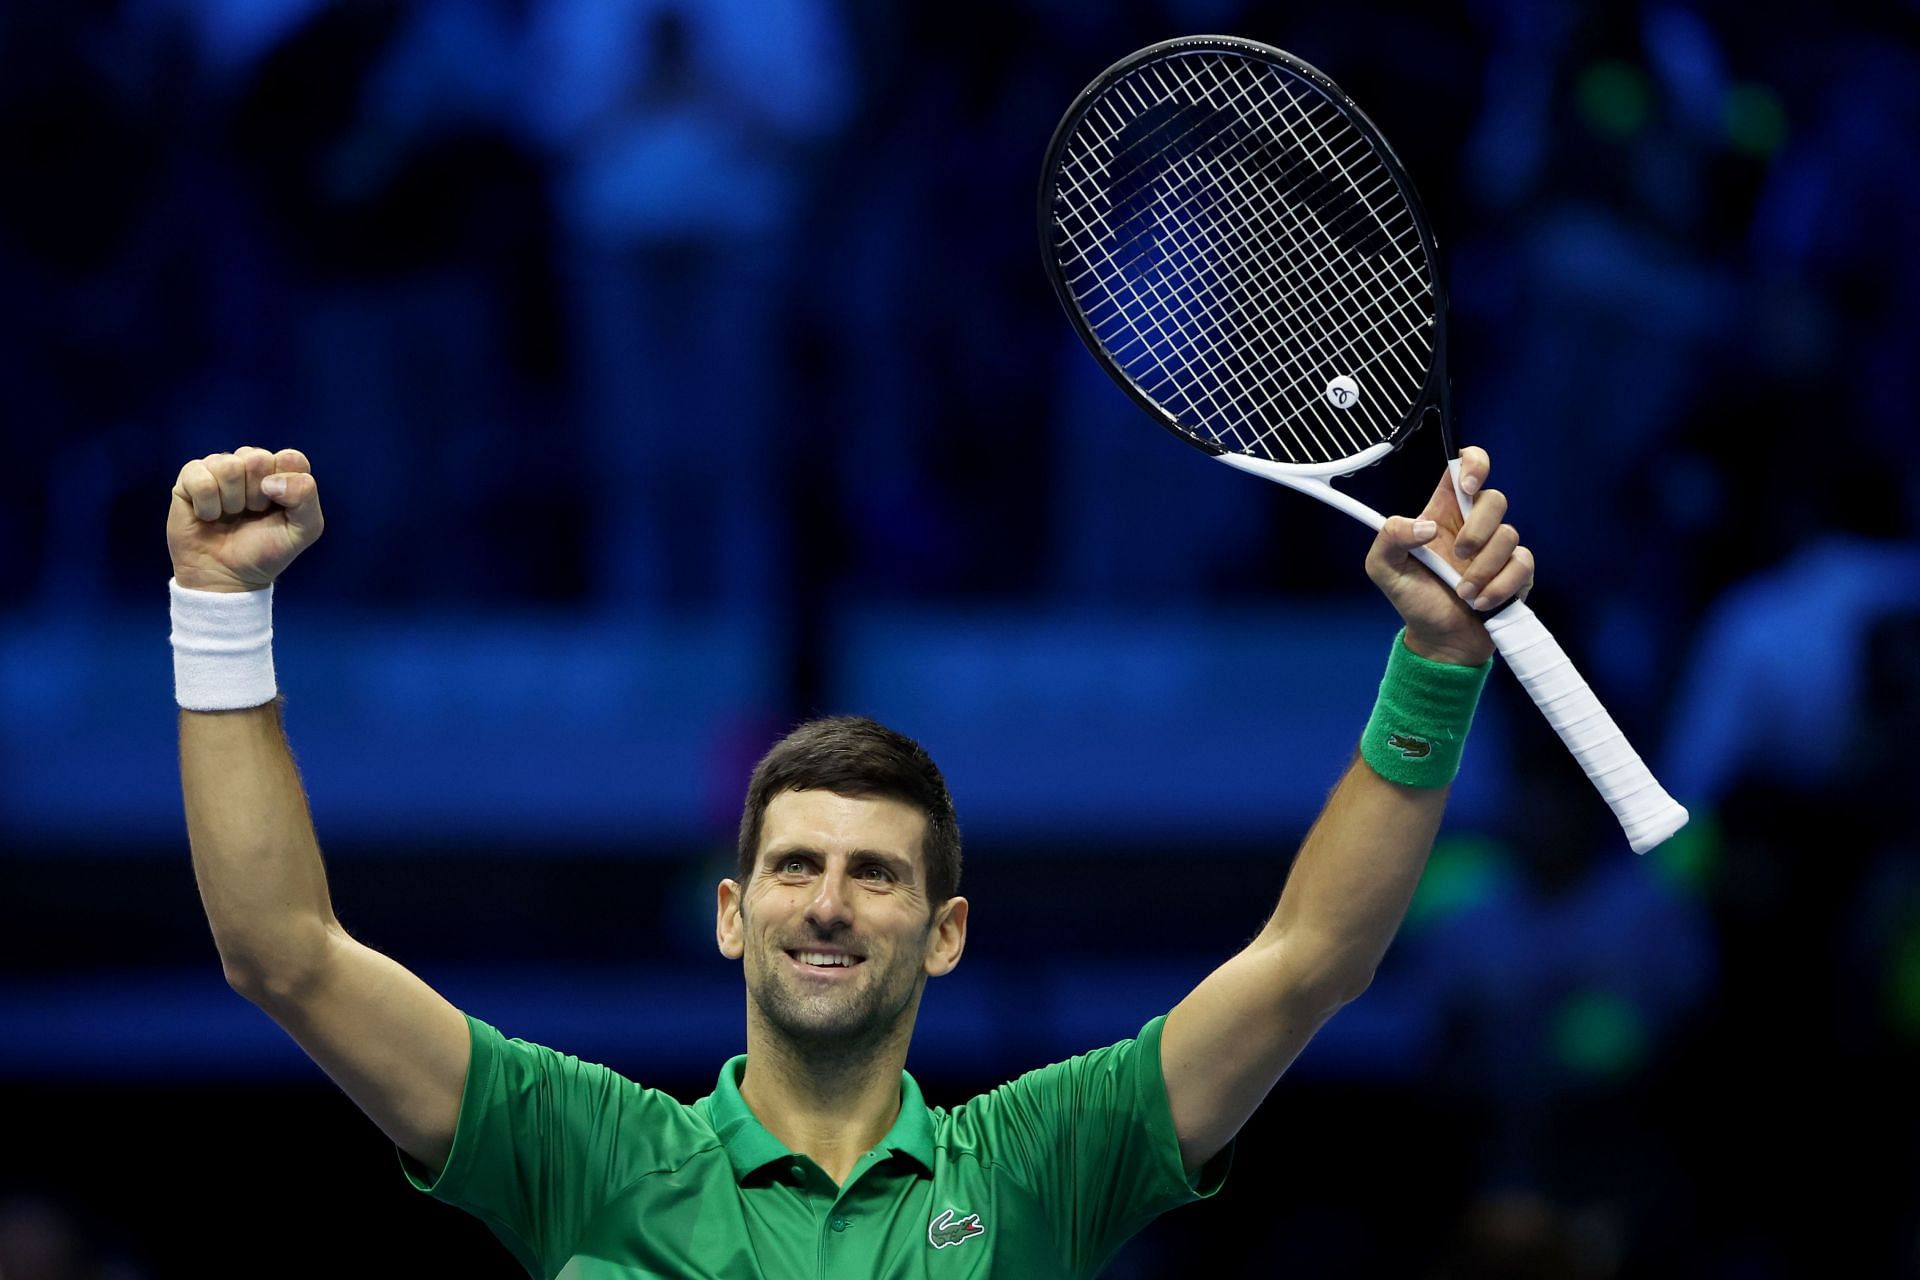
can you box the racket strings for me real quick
[1061,133,1385,458]
[1053,78,1425,422]
[1063,114,1422,463]
[1049,50,1437,465]
[1059,55,1430,453]
[1061,66,1413,294]
[1089,58,1428,455]
[1185,59,1434,416]
[1082,90,1363,457]
[1099,128,1363,460]
[1051,104,1272,450]
[1120,64,1425,458]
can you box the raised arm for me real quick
[172,447,469,1176]
[1160,447,1534,1173]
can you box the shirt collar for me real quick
[708,1054,936,1183]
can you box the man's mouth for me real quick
[786,949,866,971]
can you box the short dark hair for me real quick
[736,716,962,906]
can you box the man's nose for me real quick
[804,867,853,931]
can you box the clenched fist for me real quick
[168,447,324,593]
[1363,446,1534,668]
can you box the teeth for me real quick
[795,951,855,967]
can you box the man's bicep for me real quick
[1162,937,1351,1173]
[245,927,470,1178]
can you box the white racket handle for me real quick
[1216,452,1688,853]
[1480,602,1688,853]
[1440,457,1684,852]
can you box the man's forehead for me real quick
[758,789,927,863]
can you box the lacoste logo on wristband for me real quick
[1385,732,1432,759]
[928,1209,986,1249]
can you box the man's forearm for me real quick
[181,700,337,990]
[1258,753,1446,999]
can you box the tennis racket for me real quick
[1038,35,1687,853]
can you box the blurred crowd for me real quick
[4,0,1918,1274]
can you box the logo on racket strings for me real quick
[1326,375,1359,409]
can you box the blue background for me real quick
[2,0,1917,1275]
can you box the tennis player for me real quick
[170,443,1530,1277]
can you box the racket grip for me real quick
[1483,603,1688,854]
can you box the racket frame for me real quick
[1037,34,1459,472]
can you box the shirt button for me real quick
[789,1164,804,1181]
[831,1218,850,1232]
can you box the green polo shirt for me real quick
[401,1012,1230,1278]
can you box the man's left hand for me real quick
[1364,446,1534,667]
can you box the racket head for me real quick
[1039,35,1451,472]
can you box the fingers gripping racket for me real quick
[1039,35,1687,853]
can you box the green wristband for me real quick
[1360,629,1493,787]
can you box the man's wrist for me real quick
[171,578,278,710]
[171,564,261,594]
[1400,623,1492,668]
[1359,629,1492,787]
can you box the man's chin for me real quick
[765,997,884,1045]
[755,984,904,1050]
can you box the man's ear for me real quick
[924,895,968,978]
[716,879,746,960]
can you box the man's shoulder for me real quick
[473,1016,715,1139]
[930,1015,1170,1149]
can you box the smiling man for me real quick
[720,728,969,1188]
[170,443,1530,1277]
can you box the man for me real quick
[169,443,1531,1278]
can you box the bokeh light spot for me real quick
[1552,989,1650,1079]
[1407,834,1512,930]
[1723,82,1787,155]
[1577,61,1651,139]
[1886,907,1920,1047]
[1649,803,1719,897]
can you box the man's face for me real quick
[717,789,967,1052]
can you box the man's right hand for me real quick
[168,447,324,593]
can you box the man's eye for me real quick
[779,858,809,875]
[859,865,893,881]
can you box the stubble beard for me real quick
[749,937,926,1059]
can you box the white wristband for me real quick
[170,578,277,710]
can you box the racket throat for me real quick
[1215,446,1464,590]
[1215,444,1393,527]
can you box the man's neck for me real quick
[737,1019,912,1187]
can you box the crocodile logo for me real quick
[928,1208,986,1249]
[1385,732,1431,759]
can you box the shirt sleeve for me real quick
[396,1014,704,1280]
[969,1014,1233,1278]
